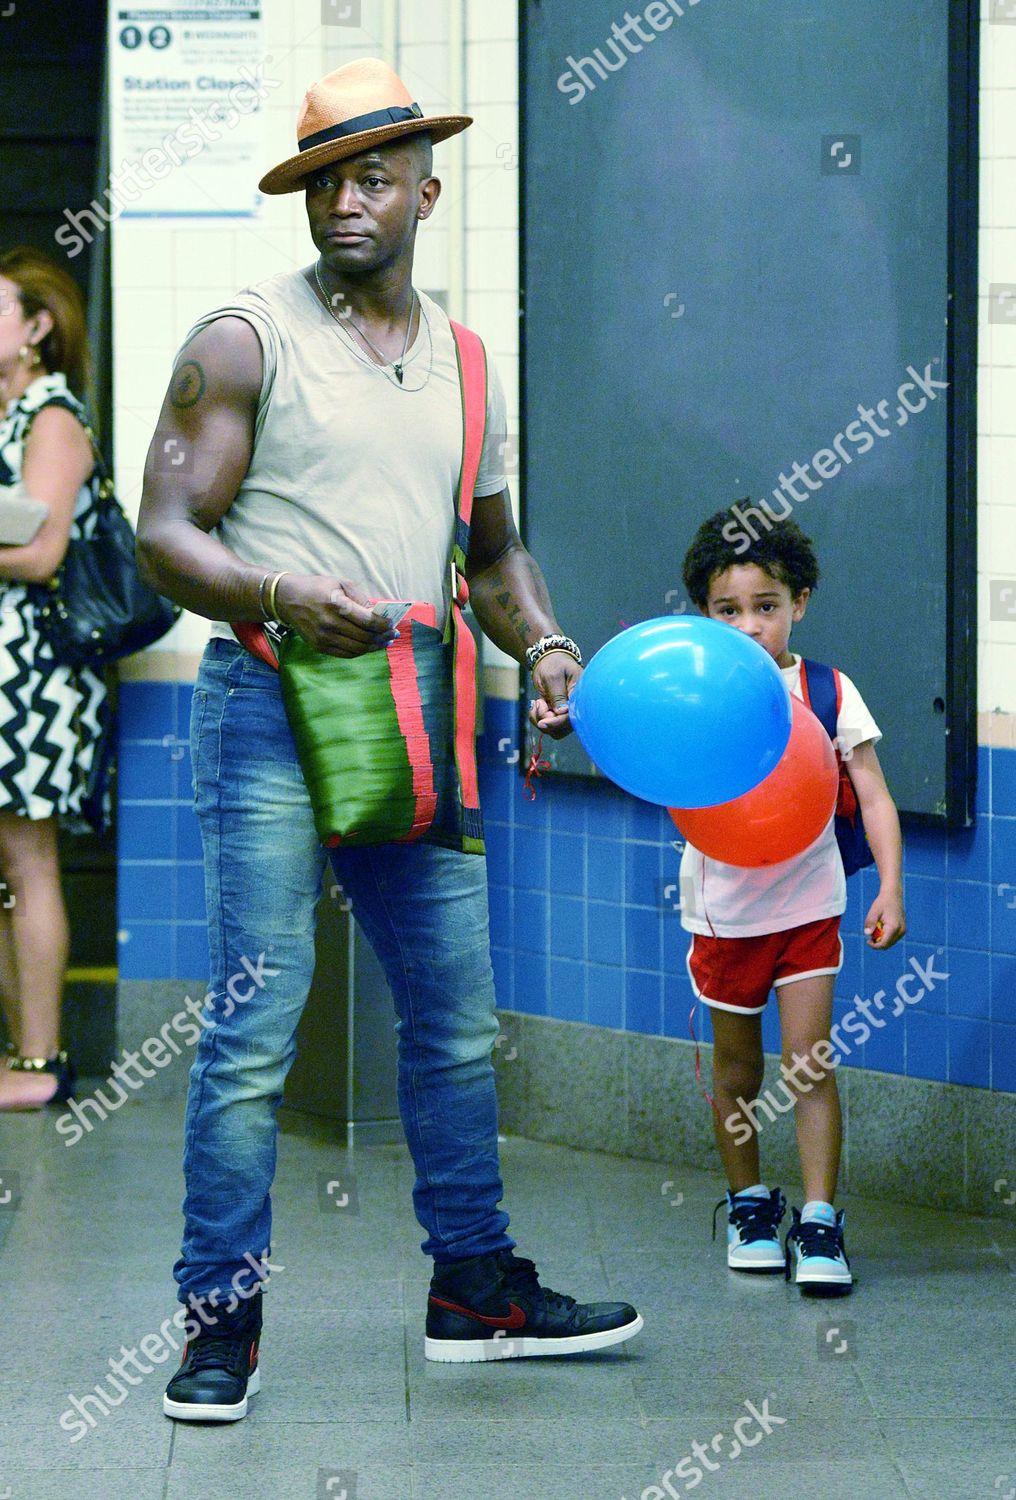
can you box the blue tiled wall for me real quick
[117,681,209,983]
[117,682,1016,1092]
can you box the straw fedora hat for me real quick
[259,57,472,195]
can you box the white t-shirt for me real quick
[678,655,881,938]
[176,272,509,639]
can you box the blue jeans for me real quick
[174,639,514,1304]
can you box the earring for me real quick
[19,343,41,368]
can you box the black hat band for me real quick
[299,102,425,153]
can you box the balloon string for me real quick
[689,1000,718,1113]
[702,861,717,940]
[689,1000,719,1115]
[690,856,718,1114]
[523,734,551,800]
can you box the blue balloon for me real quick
[568,617,792,808]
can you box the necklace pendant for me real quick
[393,363,404,384]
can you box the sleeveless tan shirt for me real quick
[179,271,508,639]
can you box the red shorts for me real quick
[687,916,842,1015]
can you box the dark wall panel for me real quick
[521,0,977,823]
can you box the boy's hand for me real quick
[864,887,905,949]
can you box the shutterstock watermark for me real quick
[990,582,1016,623]
[721,359,948,555]
[317,1473,357,1499]
[322,0,361,21]
[558,1,704,106]
[993,1177,1016,1208]
[54,60,280,258]
[818,1319,856,1359]
[988,284,1016,322]
[621,1396,786,1497]
[317,1172,360,1215]
[53,951,280,1146]
[58,1251,281,1442]
[725,953,949,1146]
[821,135,861,175]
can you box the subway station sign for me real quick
[108,2,271,218]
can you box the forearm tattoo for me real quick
[489,565,535,648]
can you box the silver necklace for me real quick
[314,260,421,387]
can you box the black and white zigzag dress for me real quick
[0,374,111,831]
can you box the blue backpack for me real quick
[799,659,875,878]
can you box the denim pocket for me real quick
[236,653,282,692]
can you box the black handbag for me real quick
[32,434,179,670]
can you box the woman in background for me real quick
[0,246,111,1109]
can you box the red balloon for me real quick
[669,695,838,866]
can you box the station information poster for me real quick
[109,1,270,218]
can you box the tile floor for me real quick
[0,1096,1013,1499]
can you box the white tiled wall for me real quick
[979,3,1016,719]
[113,2,1012,717]
[113,0,519,661]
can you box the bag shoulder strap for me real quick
[799,658,839,743]
[20,392,106,477]
[448,320,488,568]
[445,320,489,851]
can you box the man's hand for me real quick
[275,575,395,657]
[529,651,581,739]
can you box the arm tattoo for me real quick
[488,568,533,642]
[171,360,206,409]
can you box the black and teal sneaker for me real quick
[785,1207,853,1294]
[713,1188,787,1272]
[425,1249,643,1362]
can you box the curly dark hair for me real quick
[682,504,820,608]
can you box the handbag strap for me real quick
[446,320,489,849]
[19,394,110,502]
[20,390,99,461]
[18,398,114,609]
[447,319,488,580]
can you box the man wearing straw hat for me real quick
[139,58,642,1423]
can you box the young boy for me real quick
[679,511,905,1293]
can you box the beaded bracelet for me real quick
[525,633,582,674]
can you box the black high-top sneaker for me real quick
[163,1291,262,1421]
[425,1249,643,1362]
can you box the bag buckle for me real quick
[449,555,469,609]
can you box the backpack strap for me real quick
[447,320,488,851]
[798,658,838,742]
[800,657,860,823]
